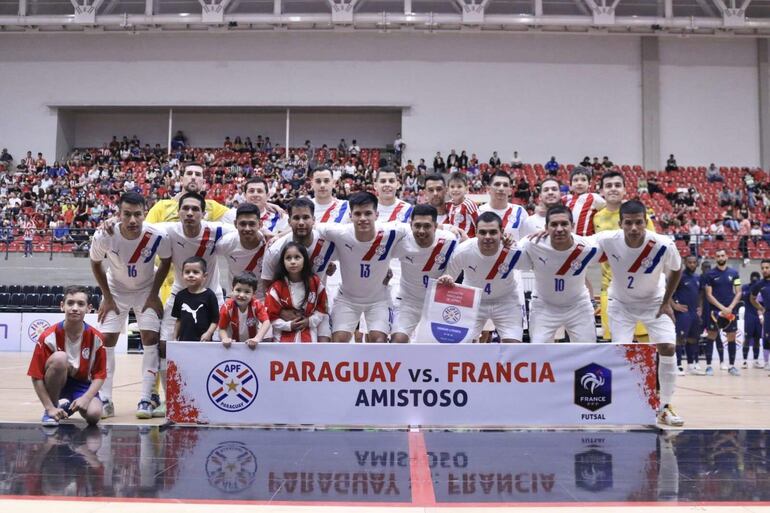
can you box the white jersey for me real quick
[595,230,681,305]
[315,222,410,303]
[377,199,413,223]
[521,212,546,238]
[517,234,600,306]
[158,221,235,295]
[393,229,458,303]
[89,223,171,294]
[260,229,337,282]
[312,197,350,224]
[445,239,523,301]
[217,231,268,296]
[220,207,289,234]
[478,203,529,241]
[563,192,606,236]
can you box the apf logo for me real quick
[28,319,50,343]
[207,360,258,412]
[205,441,258,493]
[442,306,461,324]
[574,363,612,412]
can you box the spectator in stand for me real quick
[710,219,726,241]
[724,210,739,232]
[417,159,427,175]
[647,174,662,195]
[688,219,703,257]
[459,150,469,169]
[665,154,678,172]
[637,175,649,195]
[664,180,677,201]
[34,153,46,173]
[488,151,501,169]
[748,188,757,210]
[511,151,522,169]
[337,138,347,156]
[739,213,752,261]
[719,186,735,207]
[223,136,233,149]
[171,131,186,150]
[348,139,361,156]
[602,156,614,169]
[394,133,404,163]
[580,156,591,167]
[1,219,13,245]
[433,152,446,174]
[544,156,559,176]
[707,163,723,182]
[762,219,770,245]
[0,148,12,169]
[18,151,33,172]
[514,176,531,204]
[264,137,273,153]
[21,214,36,257]
[467,153,479,175]
[751,220,762,246]
[447,149,458,169]
[591,157,602,172]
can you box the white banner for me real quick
[416,281,481,344]
[0,313,22,352]
[167,343,658,426]
[19,312,128,353]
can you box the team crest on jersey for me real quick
[140,247,153,258]
[28,319,50,344]
[246,317,257,328]
[375,245,387,256]
[435,255,446,265]
[454,213,464,224]
[81,347,90,360]
[313,256,325,267]
[570,259,583,271]
[640,257,653,269]
[442,306,462,324]
[205,441,258,493]
[207,360,258,413]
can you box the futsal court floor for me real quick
[2,353,770,512]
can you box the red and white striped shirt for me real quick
[562,192,606,236]
[27,322,106,383]
[447,198,479,237]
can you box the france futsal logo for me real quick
[207,360,258,413]
[574,363,612,412]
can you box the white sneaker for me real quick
[677,366,685,376]
[728,366,740,376]
[742,361,749,369]
[658,405,685,427]
[688,365,706,376]
[754,360,764,369]
[720,362,728,371]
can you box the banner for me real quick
[167,343,658,427]
[19,312,128,353]
[416,281,480,343]
[0,313,22,352]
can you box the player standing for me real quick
[374,167,413,223]
[309,167,350,224]
[220,177,289,234]
[594,200,683,426]
[672,255,705,376]
[741,271,763,369]
[89,192,171,419]
[478,171,528,240]
[702,249,742,376]
[438,211,524,343]
[750,260,770,370]
[518,205,600,343]
[217,204,268,298]
[423,174,450,224]
[521,177,563,237]
[390,204,459,343]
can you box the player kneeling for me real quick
[28,286,107,427]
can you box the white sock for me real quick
[103,346,115,400]
[141,345,159,402]
[160,358,167,401]
[659,354,677,408]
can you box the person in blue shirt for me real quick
[544,156,559,176]
[750,260,770,370]
[703,249,742,376]
[673,255,705,375]
[741,271,763,369]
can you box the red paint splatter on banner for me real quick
[166,360,201,423]
[620,344,659,411]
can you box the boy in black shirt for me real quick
[172,256,219,341]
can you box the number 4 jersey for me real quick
[89,223,172,294]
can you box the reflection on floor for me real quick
[0,424,768,505]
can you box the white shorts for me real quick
[100,289,160,333]
[160,288,225,341]
[392,296,423,338]
[607,297,675,345]
[473,298,523,341]
[332,294,392,335]
[528,297,596,344]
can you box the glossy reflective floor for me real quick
[1,424,769,507]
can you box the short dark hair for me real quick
[375,167,399,180]
[477,211,502,228]
[448,172,468,186]
[750,271,761,281]
[348,191,378,211]
[490,170,512,185]
[569,166,592,183]
[545,205,573,225]
[232,271,259,291]
[178,191,206,211]
[310,167,333,177]
[182,256,207,273]
[244,177,268,192]
[540,177,561,189]
[600,170,625,188]
[63,285,90,301]
[411,204,437,222]
[118,192,145,208]
[619,199,647,221]
[289,197,315,216]
[235,203,261,220]
[761,259,770,265]
[424,174,445,187]
[182,161,205,173]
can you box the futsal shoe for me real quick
[728,366,740,376]
[742,361,749,369]
[136,401,153,420]
[720,362,728,370]
[657,405,685,427]
[677,366,685,376]
[705,366,714,376]
[754,360,764,369]
[41,412,59,427]
[152,402,166,418]
[101,399,115,419]
[688,364,706,376]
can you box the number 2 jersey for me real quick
[89,223,171,294]
[594,230,681,305]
